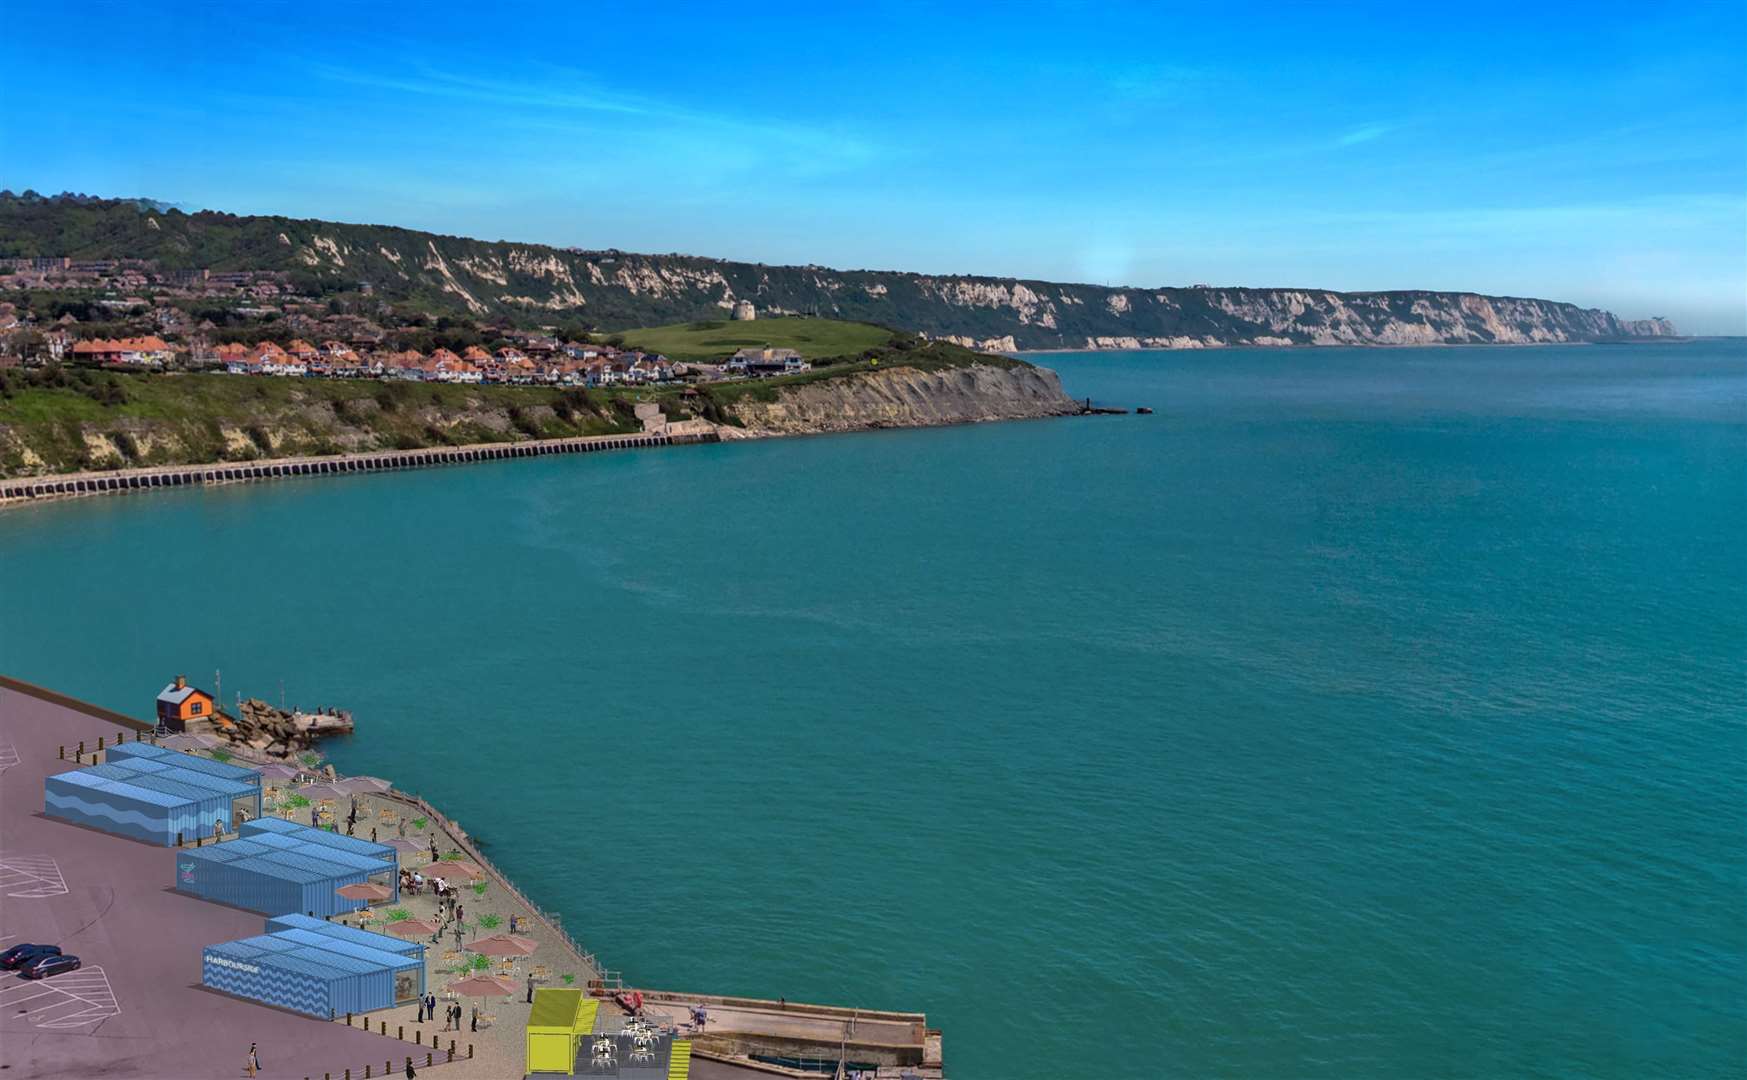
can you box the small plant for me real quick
[440,850,462,861]
[208,748,232,763]
[471,881,488,896]
[470,953,490,972]
[561,974,575,986]
[298,751,322,768]
[477,914,502,930]
[285,794,311,809]
[384,908,410,922]
[411,817,429,831]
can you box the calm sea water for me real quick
[3,342,1744,1079]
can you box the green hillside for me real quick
[616,318,893,362]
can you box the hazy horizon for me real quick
[2,0,1742,334]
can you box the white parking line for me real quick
[0,740,18,773]
[0,965,119,1029]
[0,853,68,898]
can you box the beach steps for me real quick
[667,1039,692,1079]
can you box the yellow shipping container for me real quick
[526,988,597,1074]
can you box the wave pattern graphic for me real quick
[203,957,328,1018]
[43,790,170,844]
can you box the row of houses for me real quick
[69,335,175,365]
[215,338,680,386]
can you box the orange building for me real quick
[155,675,215,731]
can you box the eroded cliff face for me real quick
[726,364,1081,436]
[0,196,1679,348]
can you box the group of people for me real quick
[414,991,479,1033]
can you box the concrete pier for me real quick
[0,430,718,508]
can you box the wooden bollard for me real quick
[346,1070,351,1080]
[397,1025,403,1040]
[367,1068,372,1078]
[431,1033,437,1048]
[469,1044,474,1059]
[346,1012,352,1025]
[98,736,104,751]
[380,1020,386,1035]
[59,745,64,760]
[425,1052,432,1067]
[77,740,84,756]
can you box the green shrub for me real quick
[477,914,502,930]
[384,908,410,922]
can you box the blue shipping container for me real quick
[202,930,423,1019]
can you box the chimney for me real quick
[175,674,187,690]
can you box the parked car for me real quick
[0,943,59,970]
[17,953,80,979]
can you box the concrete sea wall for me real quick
[0,430,715,508]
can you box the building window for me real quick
[190,701,204,715]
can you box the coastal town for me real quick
[0,255,812,385]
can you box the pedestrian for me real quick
[426,992,436,1022]
[456,903,464,923]
[346,819,355,836]
[526,974,534,1003]
[245,1042,259,1078]
[372,827,378,843]
[398,817,406,838]
[453,922,463,949]
[470,1006,478,1033]
[250,1043,261,1073]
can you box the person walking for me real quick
[250,1043,261,1074]
[245,1043,259,1078]
[398,816,406,838]
[372,826,378,843]
[426,992,436,1023]
[526,974,534,1004]
[508,913,517,935]
[452,921,463,949]
[470,1006,479,1033]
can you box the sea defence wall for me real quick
[0,430,717,507]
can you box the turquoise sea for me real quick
[3,341,1744,1079]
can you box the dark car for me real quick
[17,953,80,979]
[0,943,59,970]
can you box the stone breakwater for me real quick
[728,363,1082,436]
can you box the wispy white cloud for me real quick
[304,63,884,178]
[1334,122,1392,147]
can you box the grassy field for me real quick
[614,317,894,362]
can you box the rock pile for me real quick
[212,697,354,757]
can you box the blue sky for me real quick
[3,1,1743,333]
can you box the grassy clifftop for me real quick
[615,318,893,361]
